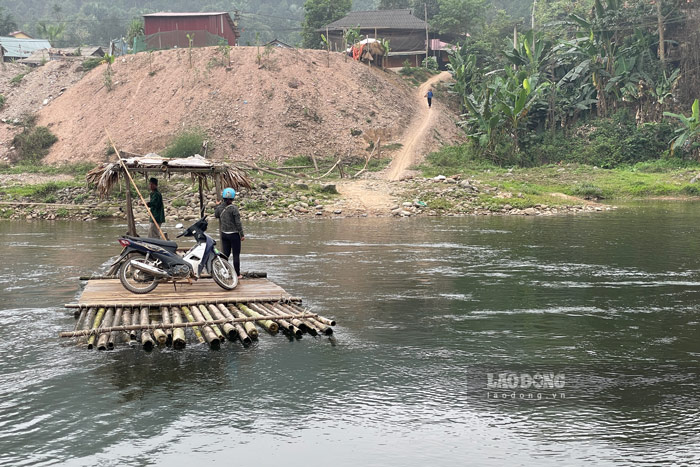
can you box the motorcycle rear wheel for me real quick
[211,257,238,290]
[119,257,159,294]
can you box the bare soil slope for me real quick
[38,47,462,164]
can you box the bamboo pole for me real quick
[250,303,301,338]
[199,305,225,341]
[271,303,313,335]
[288,303,336,326]
[170,307,187,350]
[107,307,123,350]
[105,130,166,241]
[129,306,139,345]
[58,312,315,338]
[97,308,115,351]
[140,306,155,351]
[78,307,96,346]
[286,303,333,335]
[74,307,87,332]
[153,320,168,346]
[274,303,318,336]
[224,304,258,339]
[64,295,302,308]
[208,304,236,341]
[121,307,133,342]
[161,307,173,346]
[190,305,221,350]
[218,304,251,345]
[181,306,205,343]
[87,308,106,349]
[236,303,278,334]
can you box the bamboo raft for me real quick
[60,276,335,351]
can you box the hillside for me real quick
[30,47,462,165]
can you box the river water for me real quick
[1,203,699,466]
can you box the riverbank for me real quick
[0,161,670,222]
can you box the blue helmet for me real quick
[222,187,236,200]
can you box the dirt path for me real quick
[335,71,454,214]
[385,71,453,181]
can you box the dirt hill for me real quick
[29,47,462,165]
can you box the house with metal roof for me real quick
[139,12,240,51]
[321,9,429,67]
[0,37,52,62]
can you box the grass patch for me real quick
[425,197,454,211]
[0,162,95,175]
[12,125,58,163]
[91,209,112,218]
[55,208,69,217]
[172,198,187,208]
[10,73,26,86]
[0,181,82,200]
[164,128,206,158]
[282,155,314,166]
[243,200,267,211]
[81,57,102,71]
[0,208,13,218]
[382,143,403,151]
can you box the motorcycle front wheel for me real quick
[211,257,238,290]
[119,257,159,294]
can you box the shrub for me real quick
[12,126,58,163]
[570,183,605,199]
[283,155,314,166]
[56,208,69,217]
[164,129,206,158]
[10,73,26,86]
[422,56,438,71]
[81,57,102,71]
[172,199,187,208]
[0,208,13,219]
[0,94,5,108]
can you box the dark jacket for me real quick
[148,190,165,224]
[215,202,244,237]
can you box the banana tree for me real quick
[664,99,700,158]
[495,72,550,152]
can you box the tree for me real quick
[36,21,66,43]
[432,0,487,35]
[126,18,144,48]
[301,0,351,49]
[0,7,17,36]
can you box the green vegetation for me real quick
[172,199,187,208]
[0,180,82,200]
[91,209,111,218]
[0,94,5,108]
[420,154,700,201]
[55,207,69,218]
[10,73,26,86]
[301,0,351,49]
[164,129,206,158]
[399,62,437,85]
[81,57,102,72]
[12,123,58,163]
[0,162,94,175]
[0,208,13,219]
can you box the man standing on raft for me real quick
[215,188,245,279]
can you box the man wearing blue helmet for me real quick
[215,187,245,278]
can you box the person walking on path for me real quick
[215,187,245,278]
[425,89,433,108]
[146,177,165,238]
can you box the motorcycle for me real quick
[110,217,238,294]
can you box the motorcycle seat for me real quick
[125,235,178,250]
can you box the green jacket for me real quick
[148,190,165,224]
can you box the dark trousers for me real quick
[221,232,241,276]
[427,97,432,108]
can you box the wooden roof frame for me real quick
[86,153,252,236]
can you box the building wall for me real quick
[144,15,238,46]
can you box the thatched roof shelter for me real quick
[86,153,252,236]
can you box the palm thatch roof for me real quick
[86,154,252,198]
